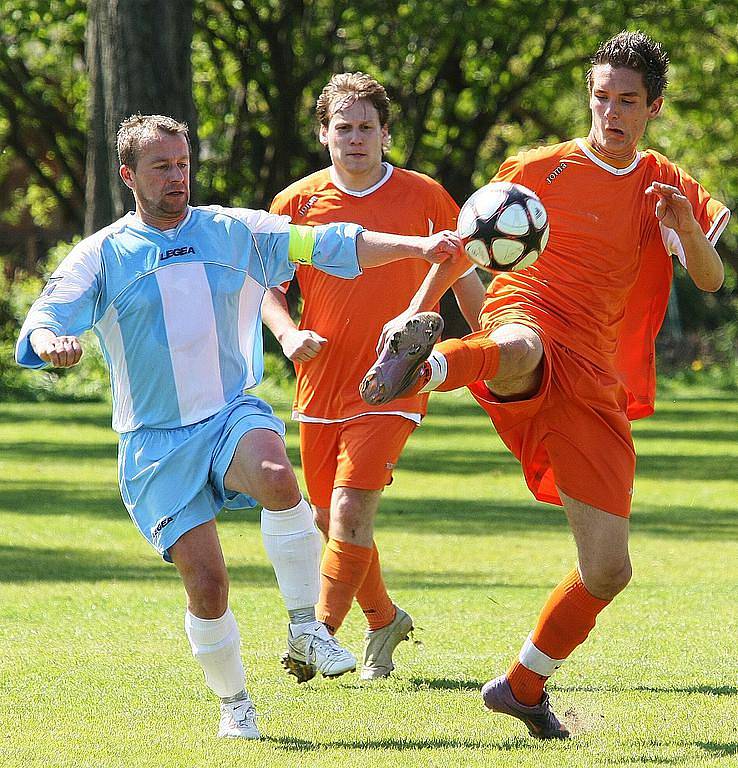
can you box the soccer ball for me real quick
[457,182,549,272]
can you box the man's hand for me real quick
[375,309,416,355]
[280,328,327,363]
[30,329,83,368]
[420,230,465,264]
[645,182,700,235]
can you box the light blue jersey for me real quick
[16,206,362,432]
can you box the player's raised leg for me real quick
[483,494,631,739]
[170,521,260,739]
[224,429,356,682]
[361,320,542,404]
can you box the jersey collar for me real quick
[576,138,642,176]
[125,206,193,238]
[329,162,394,197]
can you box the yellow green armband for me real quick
[288,224,316,265]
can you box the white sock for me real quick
[261,497,321,612]
[419,350,448,393]
[184,608,245,699]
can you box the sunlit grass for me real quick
[0,388,736,767]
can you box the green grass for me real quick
[0,387,736,767]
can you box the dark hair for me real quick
[117,114,190,168]
[316,72,390,127]
[587,31,669,104]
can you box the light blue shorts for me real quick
[118,394,286,562]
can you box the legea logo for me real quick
[160,246,196,260]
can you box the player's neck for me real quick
[135,207,188,231]
[331,162,386,193]
[583,135,637,169]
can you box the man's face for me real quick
[588,64,663,158]
[319,98,388,184]
[120,131,190,224]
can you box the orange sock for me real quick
[317,539,373,634]
[434,335,500,391]
[507,569,610,705]
[355,543,396,631]
[401,334,501,399]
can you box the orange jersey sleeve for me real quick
[270,165,460,421]
[615,152,730,418]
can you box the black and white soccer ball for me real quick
[458,182,550,273]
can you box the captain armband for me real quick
[287,225,316,265]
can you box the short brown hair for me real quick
[315,72,390,127]
[587,31,669,105]
[117,114,190,168]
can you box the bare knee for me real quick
[486,325,543,397]
[581,558,632,601]
[186,567,230,618]
[500,332,543,376]
[252,460,301,510]
[329,488,379,546]
[332,493,365,533]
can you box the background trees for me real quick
[1,0,736,394]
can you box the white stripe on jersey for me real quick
[156,263,224,424]
[97,304,135,432]
[238,274,266,390]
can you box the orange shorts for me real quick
[467,332,636,518]
[299,415,417,509]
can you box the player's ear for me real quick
[381,125,391,153]
[319,124,329,148]
[120,164,135,189]
[648,96,664,119]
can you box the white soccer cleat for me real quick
[360,606,414,680]
[218,694,260,739]
[281,623,356,683]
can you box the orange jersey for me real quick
[270,164,459,421]
[488,139,729,418]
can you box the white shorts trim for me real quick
[291,410,421,425]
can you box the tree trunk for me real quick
[85,0,198,234]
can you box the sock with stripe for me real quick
[415,335,500,395]
[507,568,610,705]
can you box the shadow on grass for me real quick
[408,677,484,691]
[0,543,277,584]
[3,482,736,542]
[267,734,531,752]
[0,406,111,429]
[2,440,117,461]
[378,496,738,540]
[557,683,737,697]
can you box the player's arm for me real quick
[28,328,83,368]
[261,288,327,363]
[355,229,462,268]
[451,268,485,332]
[375,255,473,351]
[646,182,724,292]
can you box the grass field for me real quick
[0,386,736,767]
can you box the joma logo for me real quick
[546,162,568,184]
[298,195,319,216]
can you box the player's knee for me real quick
[187,569,230,617]
[505,333,543,376]
[585,558,632,599]
[253,461,300,509]
[331,493,365,532]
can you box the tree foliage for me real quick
[0,0,736,379]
